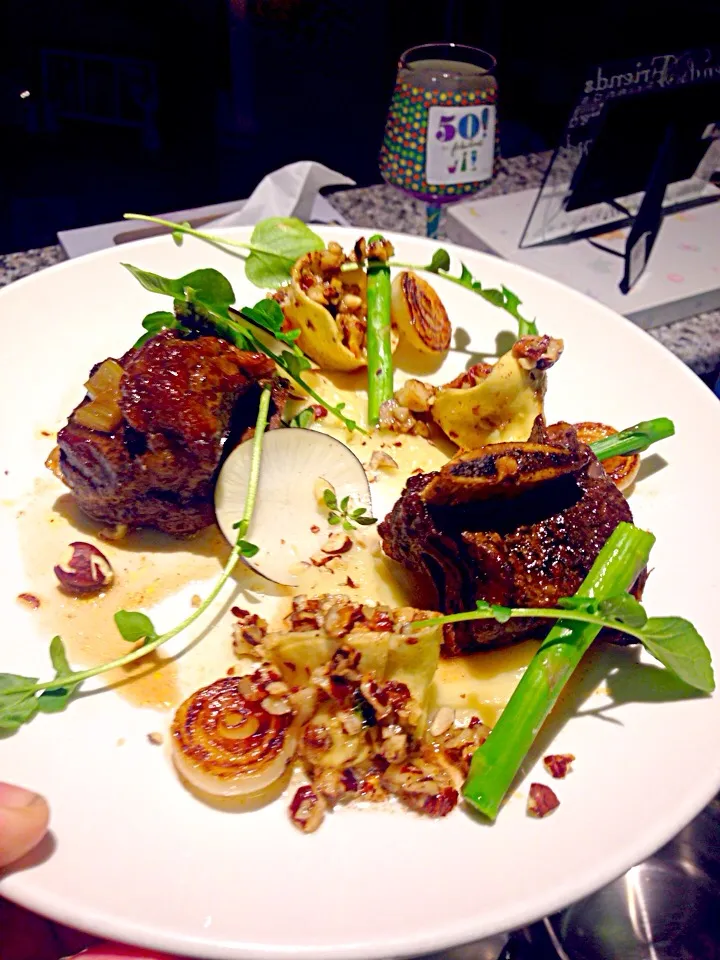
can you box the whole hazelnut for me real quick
[54,542,114,594]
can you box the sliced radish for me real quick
[215,428,372,586]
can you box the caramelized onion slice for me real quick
[171,674,298,797]
[574,422,640,492]
[74,359,124,433]
[391,271,451,354]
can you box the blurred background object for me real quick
[2,0,720,252]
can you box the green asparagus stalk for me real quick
[366,234,394,426]
[590,417,674,461]
[462,522,655,820]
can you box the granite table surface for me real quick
[1,152,719,386]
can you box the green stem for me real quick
[123,214,295,265]
[411,606,648,642]
[366,234,394,426]
[459,522,655,820]
[244,331,367,435]
[20,386,273,696]
[590,418,675,461]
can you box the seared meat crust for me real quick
[57,331,286,536]
[378,422,644,654]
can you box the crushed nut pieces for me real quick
[543,753,575,779]
[527,782,560,818]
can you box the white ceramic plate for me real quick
[1,227,719,959]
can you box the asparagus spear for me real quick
[366,234,394,426]
[590,417,674,461]
[461,522,655,820]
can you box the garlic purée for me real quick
[300,370,536,722]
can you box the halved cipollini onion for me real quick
[574,422,641,492]
[215,428,372,586]
[171,673,297,797]
[391,271,451,354]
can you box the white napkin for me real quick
[205,161,356,227]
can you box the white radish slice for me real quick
[215,428,372,586]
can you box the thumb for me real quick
[0,782,50,867]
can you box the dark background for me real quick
[1,0,719,253]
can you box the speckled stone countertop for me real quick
[2,152,719,383]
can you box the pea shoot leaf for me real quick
[114,610,158,645]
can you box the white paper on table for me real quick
[58,161,355,258]
[205,161,355,227]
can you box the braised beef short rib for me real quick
[378,421,645,655]
[57,330,287,537]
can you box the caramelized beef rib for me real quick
[57,330,287,537]
[378,421,645,655]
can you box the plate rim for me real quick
[1,224,719,959]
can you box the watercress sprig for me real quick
[0,387,273,734]
[122,263,362,434]
[412,591,713,694]
[322,488,377,531]
[394,249,538,337]
[124,214,325,289]
[123,213,540,337]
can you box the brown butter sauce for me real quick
[16,478,229,710]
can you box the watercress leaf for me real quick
[328,513,341,525]
[291,408,315,428]
[355,515,378,526]
[180,268,235,313]
[279,351,313,379]
[245,252,297,289]
[133,310,179,348]
[171,230,184,247]
[426,248,451,273]
[352,507,367,517]
[475,600,492,611]
[479,288,505,309]
[501,285,522,316]
[123,265,235,319]
[342,520,354,532]
[237,301,300,348]
[49,635,72,677]
[238,540,260,558]
[340,495,350,512]
[122,263,186,299]
[0,675,39,731]
[37,688,73,713]
[37,639,80,714]
[250,217,325,261]
[599,594,648,628]
[241,299,285,334]
[638,618,715,693]
[323,489,337,509]
[459,263,473,287]
[114,610,158,644]
[490,604,513,624]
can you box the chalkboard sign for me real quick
[521,46,720,290]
